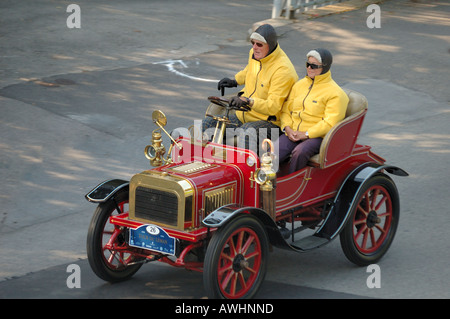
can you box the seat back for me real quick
[344,89,368,118]
[308,89,368,169]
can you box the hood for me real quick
[307,48,333,74]
[250,24,278,55]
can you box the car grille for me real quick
[134,187,178,227]
[204,185,235,215]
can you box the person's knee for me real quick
[291,144,305,158]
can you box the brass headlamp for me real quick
[252,139,277,220]
[254,139,276,191]
[144,128,166,166]
[144,110,182,167]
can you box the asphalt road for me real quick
[1,0,449,300]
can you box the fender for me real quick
[85,179,129,203]
[202,203,287,248]
[202,204,267,228]
[202,203,311,251]
[315,162,408,241]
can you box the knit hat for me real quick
[307,48,333,74]
[250,24,278,55]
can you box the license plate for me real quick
[129,224,176,256]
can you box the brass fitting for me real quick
[144,128,166,167]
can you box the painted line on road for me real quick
[153,60,218,83]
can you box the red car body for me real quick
[85,90,407,298]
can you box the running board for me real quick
[290,235,330,251]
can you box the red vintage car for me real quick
[85,89,407,299]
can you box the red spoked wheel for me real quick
[340,174,400,266]
[87,188,143,282]
[203,215,269,299]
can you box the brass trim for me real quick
[129,171,194,231]
[204,184,235,215]
[168,161,213,174]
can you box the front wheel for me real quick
[203,215,269,299]
[86,188,143,282]
[340,174,400,266]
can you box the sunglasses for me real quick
[251,40,264,48]
[306,62,323,69]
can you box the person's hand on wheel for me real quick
[230,96,250,110]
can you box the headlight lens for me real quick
[144,145,157,159]
[255,168,267,184]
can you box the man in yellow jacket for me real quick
[203,24,298,154]
[278,48,349,174]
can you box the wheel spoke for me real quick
[238,271,248,289]
[354,216,367,227]
[361,228,369,249]
[236,230,245,253]
[230,272,240,296]
[218,259,232,275]
[375,224,386,234]
[369,229,377,249]
[227,237,237,258]
[377,211,389,218]
[244,265,257,275]
[370,189,380,210]
[374,192,388,211]
[357,202,369,216]
[220,268,234,291]
[241,234,255,255]
[220,252,234,262]
[355,224,367,240]
[107,250,116,264]
[363,193,371,212]
[244,250,260,261]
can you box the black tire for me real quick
[203,215,269,299]
[86,188,143,282]
[340,174,400,266]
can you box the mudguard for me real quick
[202,163,408,253]
[202,204,275,228]
[314,163,407,241]
[85,179,129,203]
[202,203,286,249]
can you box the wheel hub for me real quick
[367,210,381,228]
[232,254,248,272]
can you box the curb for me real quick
[302,0,385,19]
[249,0,386,38]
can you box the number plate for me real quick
[129,224,176,256]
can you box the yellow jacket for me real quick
[280,72,348,138]
[234,45,298,126]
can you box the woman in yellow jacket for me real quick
[203,24,298,154]
[278,48,349,174]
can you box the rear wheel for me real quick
[340,174,400,266]
[86,188,143,282]
[203,215,269,299]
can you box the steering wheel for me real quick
[208,96,250,113]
